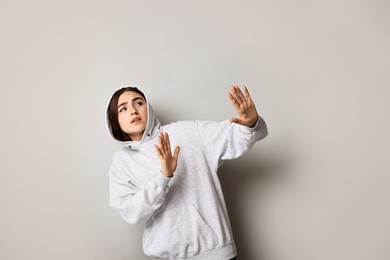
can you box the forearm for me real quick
[110,174,171,224]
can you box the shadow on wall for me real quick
[219,153,289,260]
[157,115,288,259]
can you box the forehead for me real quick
[117,91,145,104]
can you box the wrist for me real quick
[249,115,259,128]
[161,170,173,178]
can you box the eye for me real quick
[119,107,127,113]
[135,101,144,107]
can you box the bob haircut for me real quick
[106,87,146,141]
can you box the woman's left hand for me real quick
[228,85,259,127]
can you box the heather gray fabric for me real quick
[108,87,268,259]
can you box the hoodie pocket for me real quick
[144,204,218,258]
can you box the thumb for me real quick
[229,118,241,124]
[173,146,180,159]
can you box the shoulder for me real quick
[161,120,234,137]
[164,120,230,129]
[162,120,198,132]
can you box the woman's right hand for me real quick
[154,132,180,178]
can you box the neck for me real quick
[129,132,143,141]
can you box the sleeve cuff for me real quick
[239,116,261,134]
[155,174,172,188]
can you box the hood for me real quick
[110,86,161,150]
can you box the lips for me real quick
[131,117,141,124]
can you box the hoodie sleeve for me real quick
[197,116,268,169]
[108,155,172,225]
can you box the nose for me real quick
[130,105,138,115]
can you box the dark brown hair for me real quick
[106,87,146,141]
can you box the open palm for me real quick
[228,85,259,127]
[154,132,180,178]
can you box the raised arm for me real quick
[196,85,268,168]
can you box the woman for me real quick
[106,85,268,259]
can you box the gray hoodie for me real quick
[108,87,268,259]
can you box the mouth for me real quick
[131,117,141,124]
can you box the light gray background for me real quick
[1,1,389,259]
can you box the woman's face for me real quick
[117,91,148,141]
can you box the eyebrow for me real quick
[117,97,144,109]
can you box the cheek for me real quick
[118,114,128,127]
[141,107,148,118]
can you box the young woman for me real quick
[106,85,268,260]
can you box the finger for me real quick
[228,86,242,112]
[171,146,180,170]
[158,132,163,149]
[234,86,247,104]
[164,132,171,154]
[230,86,244,104]
[161,132,167,148]
[229,118,241,124]
[228,91,240,111]
[154,144,163,158]
[158,133,166,156]
[229,86,241,103]
[242,85,253,105]
[173,146,180,160]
